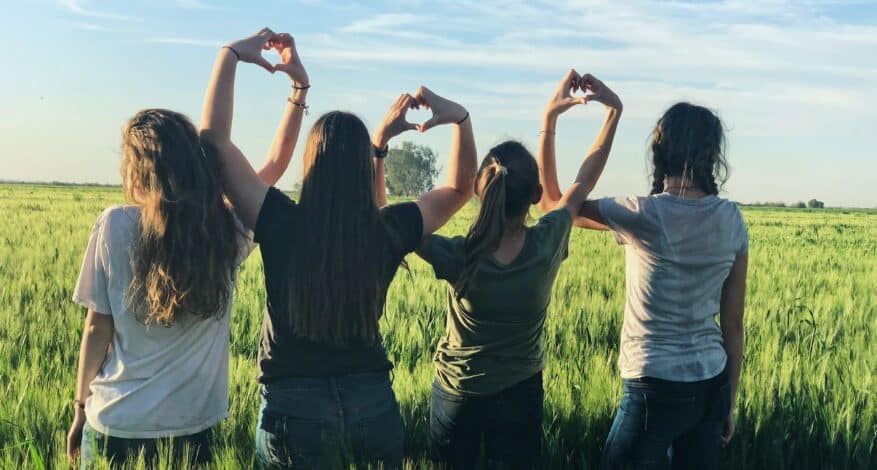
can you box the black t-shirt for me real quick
[253,187,423,381]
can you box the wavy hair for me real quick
[121,109,239,326]
[455,141,540,298]
[649,102,728,195]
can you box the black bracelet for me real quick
[292,83,311,90]
[373,144,389,159]
[456,112,470,125]
[222,45,240,61]
[287,98,309,115]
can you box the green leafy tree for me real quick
[385,141,440,196]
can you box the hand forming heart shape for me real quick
[374,86,469,148]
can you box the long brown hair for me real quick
[649,102,728,195]
[456,141,540,297]
[289,111,396,347]
[121,109,239,326]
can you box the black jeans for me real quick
[255,371,404,469]
[430,372,544,469]
[601,367,731,470]
[80,422,212,469]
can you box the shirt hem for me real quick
[619,356,728,383]
[85,410,227,439]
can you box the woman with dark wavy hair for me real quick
[200,29,477,468]
[65,36,307,467]
[539,101,749,469]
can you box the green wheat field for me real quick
[0,183,875,469]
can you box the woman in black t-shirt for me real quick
[199,29,477,469]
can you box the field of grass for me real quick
[0,183,875,469]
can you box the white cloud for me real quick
[59,0,134,20]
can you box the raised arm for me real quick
[258,33,310,186]
[544,71,622,218]
[373,94,419,207]
[720,251,748,446]
[199,28,276,229]
[537,69,584,213]
[413,87,477,236]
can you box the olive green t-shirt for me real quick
[421,208,572,397]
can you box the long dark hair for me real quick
[455,141,540,298]
[122,109,240,326]
[290,111,394,347]
[649,102,728,195]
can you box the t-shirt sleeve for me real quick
[420,235,466,282]
[597,196,654,245]
[736,208,750,256]
[381,202,424,255]
[73,211,113,315]
[254,187,297,248]
[534,207,573,261]
[233,215,256,266]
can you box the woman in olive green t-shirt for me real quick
[415,70,623,469]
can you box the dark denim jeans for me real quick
[430,372,544,469]
[255,371,404,469]
[601,367,731,470]
[79,422,212,469]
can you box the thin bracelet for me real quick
[287,97,309,114]
[539,129,556,135]
[73,399,86,410]
[222,45,240,61]
[456,112,470,125]
[292,83,311,90]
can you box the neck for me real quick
[503,213,528,237]
[663,176,707,198]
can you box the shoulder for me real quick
[381,201,422,223]
[381,201,424,249]
[532,207,572,238]
[94,205,139,237]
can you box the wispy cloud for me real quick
[147,37,223,47]
[59,0,134,20]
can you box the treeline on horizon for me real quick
[2,180,871,211]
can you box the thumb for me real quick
[405,121,418,131]
[418,116,439,133]
[256,57,274,73]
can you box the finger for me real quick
[405,121,418,131]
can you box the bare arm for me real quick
[66,310,114,464]
[258,34,310,186]
[720,251,748,446]
[414,86,477,236]
[540,72,622,219]
[199,29,277,229]
[373,94,419,208]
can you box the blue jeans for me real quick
[430,372,544,469]
[255,371,403,469]
[79,422,212,468]
[601,368,731,470]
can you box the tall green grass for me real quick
[0,184,874,468]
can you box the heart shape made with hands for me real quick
[390,87,467,134]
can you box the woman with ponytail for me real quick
[539,97,748,467]
[411,69,622,468]
[65,33,307,468]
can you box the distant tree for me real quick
[292,181,302,193]
[794,201,807,208]
[385,142,439,197]
[807,199,825,209]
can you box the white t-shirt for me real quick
[598,193,749,382]
[73,205,254,438]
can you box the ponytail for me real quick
[455,158,508,298]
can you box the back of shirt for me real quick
[73,206,253,438]
[422,208,572,396]
[598,193,749,382]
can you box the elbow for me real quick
[85,317,114,341]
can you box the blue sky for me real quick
[2,0,875,207]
